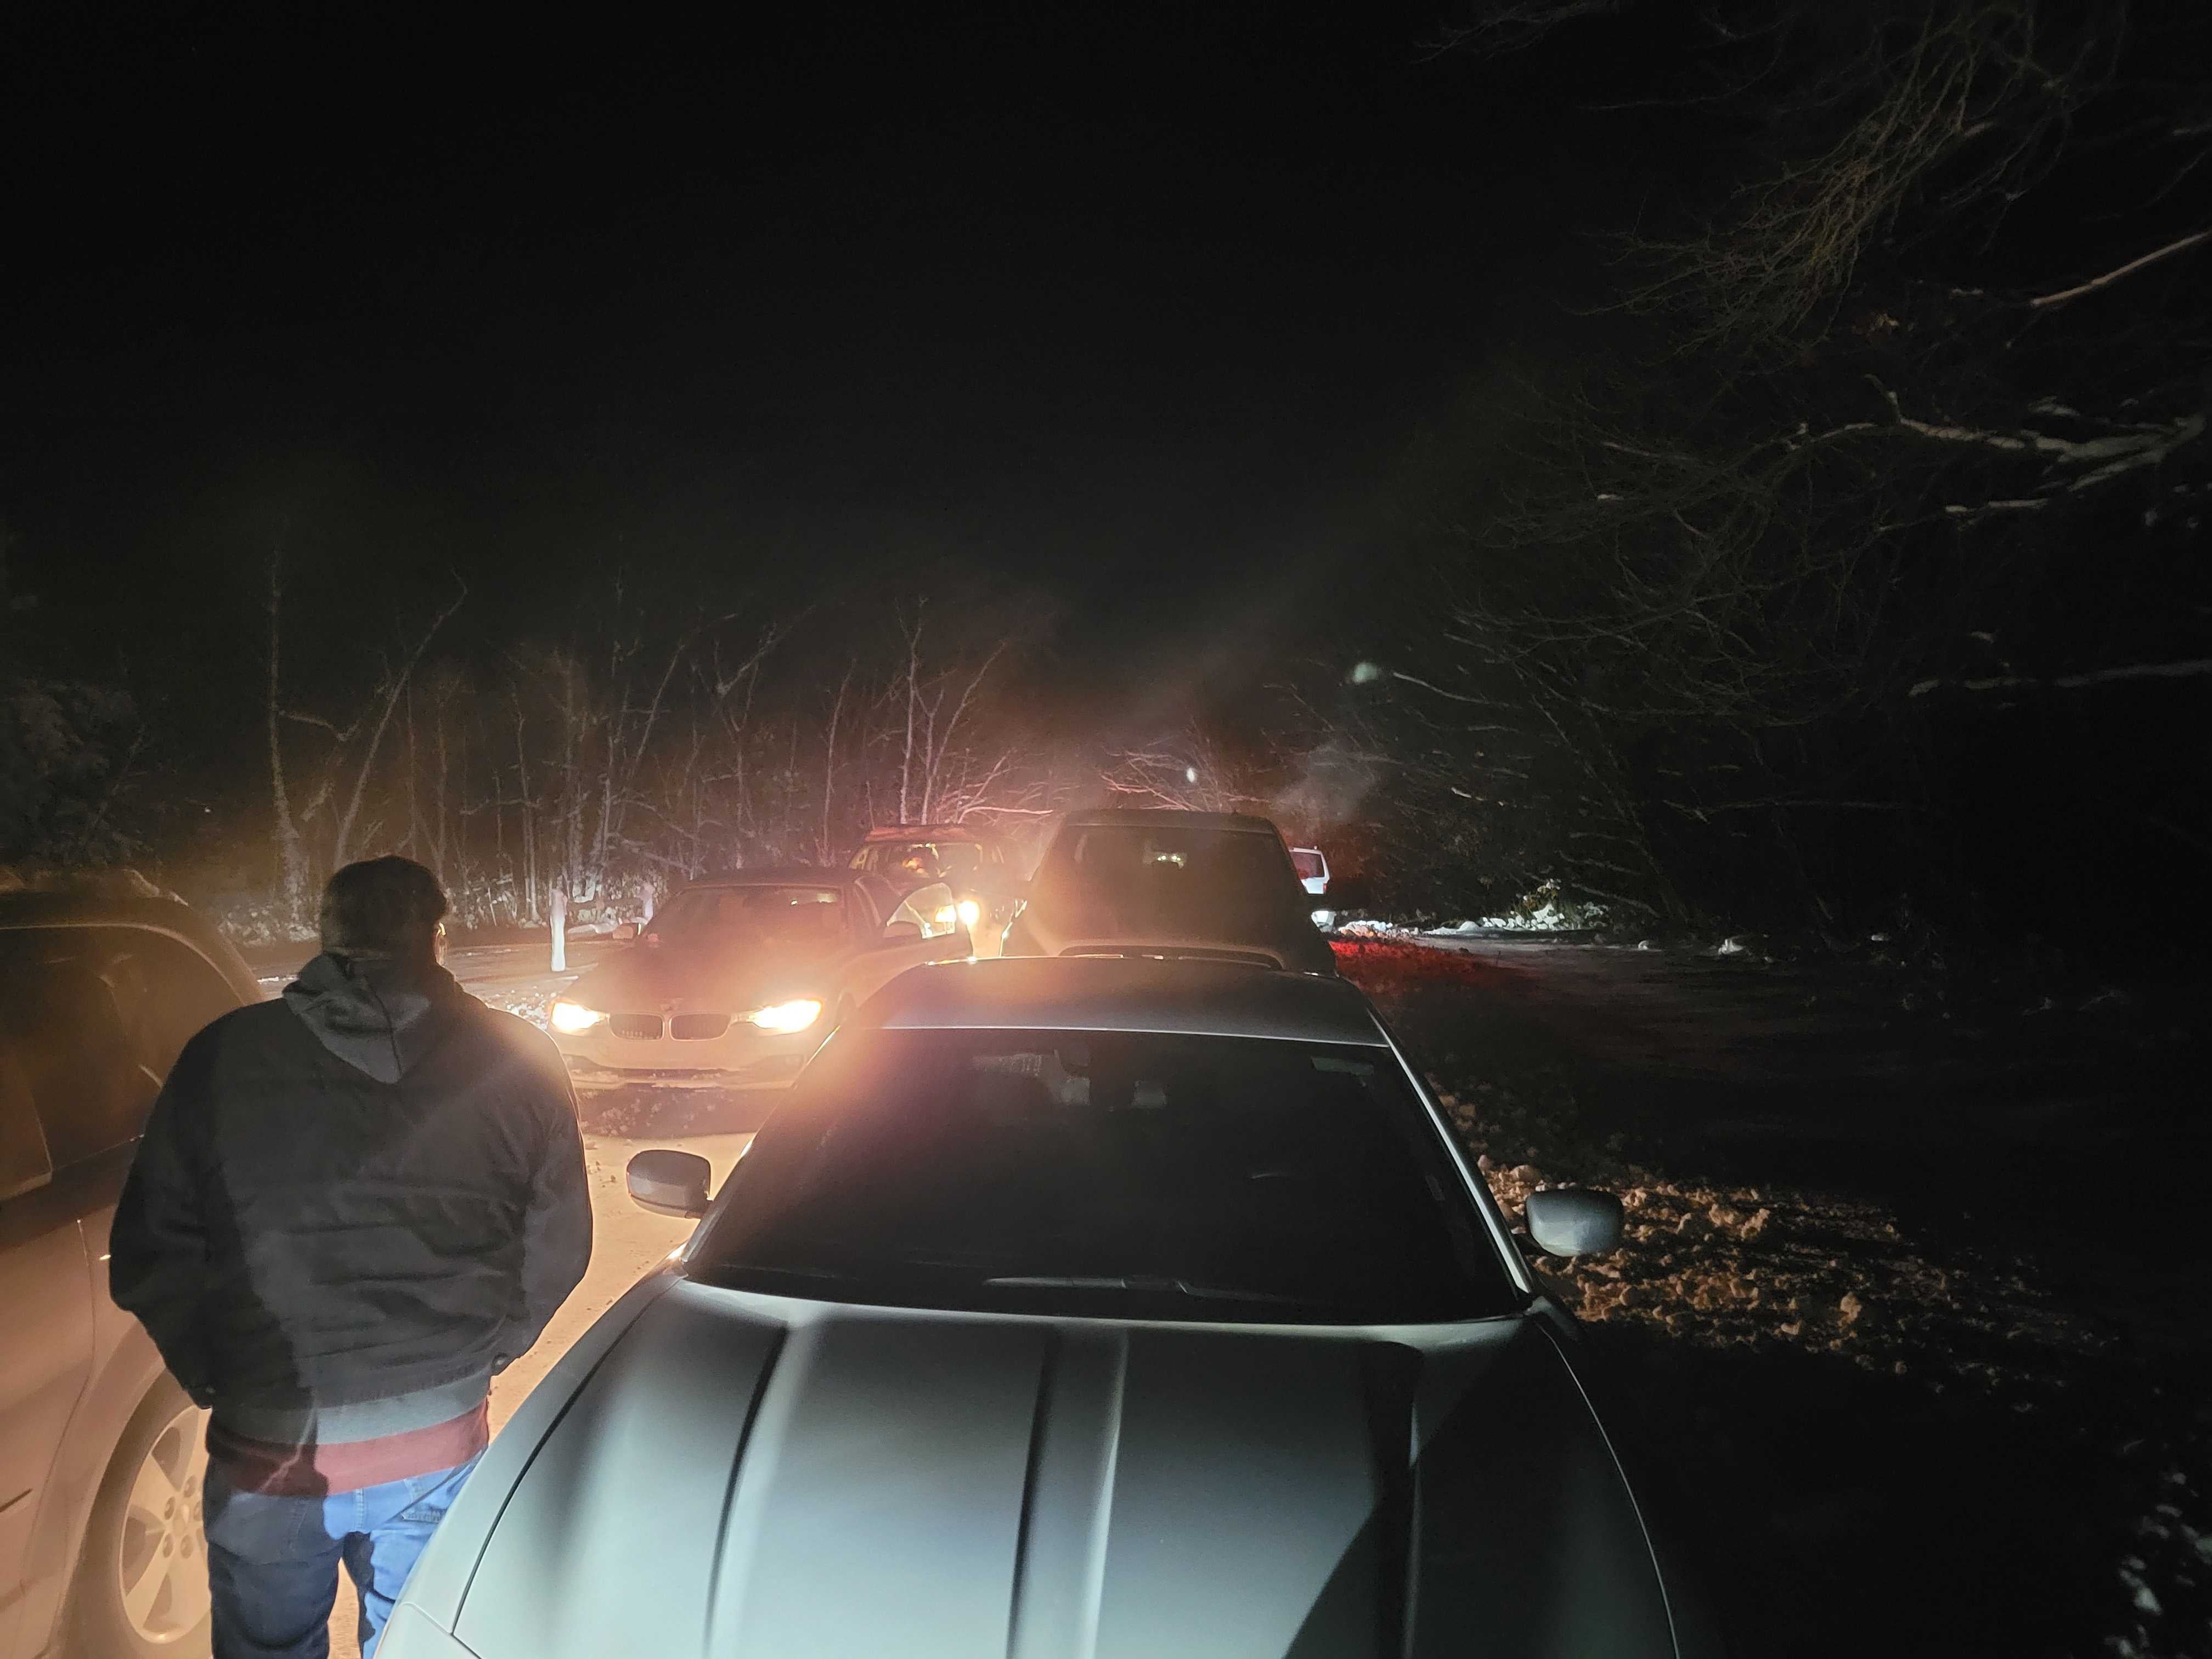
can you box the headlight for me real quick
[747,998,823,1034]
[549,998,606,1035]
[956,898,981,929]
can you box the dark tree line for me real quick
[236,563,1069,938]
[13,1,2207,953]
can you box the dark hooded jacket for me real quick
[110,953,591,1409]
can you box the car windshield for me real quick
[689,1029,1514,1323]
[857,840,984,881]
[1035,826,1300,935]
[644,886,846,949]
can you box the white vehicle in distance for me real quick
[545,868,970,1092]
[1290,845,1335,928]
[847,825,1019,959]
[374,956,1716,1659]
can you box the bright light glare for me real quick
[549,998,606,1035]
[748,998,823,1034]
[1311,908,1337,929]
[956,898,981,929]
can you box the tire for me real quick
[69,1375,212,1657]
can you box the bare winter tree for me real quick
[1377,0,2212,929]
[264,546,465,923]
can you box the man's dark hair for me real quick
[319,857,449,962]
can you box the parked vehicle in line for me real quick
[1001,808,1335,974]
[0,870,261,1659]
[545,868,972,1091]
[375,955,1715,1659]
[847,825,1019,958]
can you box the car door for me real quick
[837,881,969,1006]
[0,923,236,1655]
[72,926,240,1361]
[0,961,98,1650]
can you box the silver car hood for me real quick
[408,1278,1678,1659]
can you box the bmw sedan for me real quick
[380,957,1718,1659]
[545,868,972,1091]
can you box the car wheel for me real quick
[70,1375,212,1657]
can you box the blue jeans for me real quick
[202,1454,482,1658]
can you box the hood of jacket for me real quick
[283,951,468,1082]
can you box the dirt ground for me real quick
[1339,933,2212,1659]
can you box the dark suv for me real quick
[0,872,258,1659]
[1001,809,1336,974]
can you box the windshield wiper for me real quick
[983,1274,1299,1304]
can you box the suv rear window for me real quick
[1036,825,1301,935]
[690,1028,1513,1323]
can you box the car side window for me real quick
[0,1039,55,1202]
[887,883,960,939]
[0,926,235,1172]
[100,929,239,1078]
[9,960,155,1169]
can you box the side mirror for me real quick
[1525,1188,1624,1256]
[611,922,639,941]
[627,1149,712,1219]
[882,920,922,944]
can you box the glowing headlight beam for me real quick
[549,998,607,1035]
[956,898,981,929]
[747,998,823,1034]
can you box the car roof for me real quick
[682,866,872,890]
[856,956,1388,1046]
[1055,808,1283,835]
[0,881,264,1001]
[858,825,998,843]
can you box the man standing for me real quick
[111,857,591,1658]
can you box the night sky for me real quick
[3,4,1665,743]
